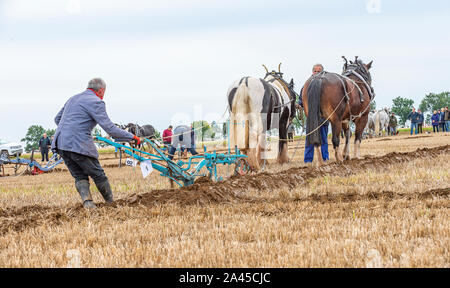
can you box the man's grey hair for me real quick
[312,64,324,72]
[87,78,106,91]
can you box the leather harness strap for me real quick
[343,66,375,100]
[265,75,294,111]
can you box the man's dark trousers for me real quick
[41,149,49,162]
[39,137,51,161]
[58,150,108,185]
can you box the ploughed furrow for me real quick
[0,145,448,237]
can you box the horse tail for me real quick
[306,78,323,146]
[230,82,251,150]
[375,112,380,136]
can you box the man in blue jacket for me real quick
[440,108,447,132]
[431,110,440,133]
[52,78,141,209]
[407,108,419,135]
[417,109,424,134]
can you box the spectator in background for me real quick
[168,125,198,160]
[287,123,295,142]
[162,125,173,149]
[440,108,446,132]
[388,113,398,136]
[407,108,419,135]
[39,133,51,162]
[445,107,449,132]
[417,109,424,134]
[431,110,440,133]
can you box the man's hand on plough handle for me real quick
[131,135,142,146]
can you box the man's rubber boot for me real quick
[96,179,114,203]
[75,180,96,209]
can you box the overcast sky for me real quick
[0,0,449,143]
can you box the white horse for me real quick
[227,65,296,171]
[364,111,376,138]
[374,108,390,137]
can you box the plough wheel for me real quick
[234,158,250,176]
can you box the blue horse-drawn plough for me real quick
[0,136,249,186]
[0,151,64,177]
[95,136,249,187]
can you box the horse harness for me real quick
[260,79,283,114]
[342,63,375,101]
[312,71,371,123]
[264,73,295,111]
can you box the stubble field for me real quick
[0,133,449,267]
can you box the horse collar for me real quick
[345,70,375,100]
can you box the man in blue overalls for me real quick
[297,64,329,164]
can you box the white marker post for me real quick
[140,160,153,178]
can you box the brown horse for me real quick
[302,56,374,164]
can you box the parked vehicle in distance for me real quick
[0,140,24,158]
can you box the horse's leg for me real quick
[315,145,323,166]
[258,130,267,167]
[277,139,288,164]
[256,116,265,167]
[247,113,261,171]
[259,111,268,166]
[277,113,289,165]
[342,122,351,160]
[353,118,366,159]
[331,120,343,162]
